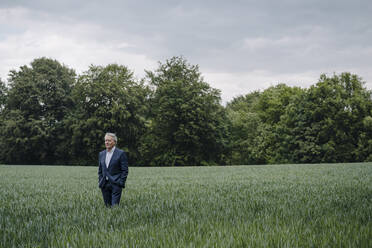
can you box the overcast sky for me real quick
[1,0,371,103]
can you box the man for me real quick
[98,132,128,207]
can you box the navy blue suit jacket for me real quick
[98,148,128,188]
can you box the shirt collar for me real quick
[107,146,116,153]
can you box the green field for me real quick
[0,163,371,247]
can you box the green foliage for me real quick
[225,91,261,113]
[255,84,303,125]
[69,64,149,165]
[226,92,262,164]
[0,58,75,164]
[0,80,7,145]
[0,78,6,112]
[1,56,372,165]
[356,115,372,161]
[227,74,372,164]
[1,163,371,247]
[227,85,305,164]
[278,73,372,163]
[140,56,228,166]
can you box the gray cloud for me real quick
[1,0,371,102]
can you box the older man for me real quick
[98,133,128,207]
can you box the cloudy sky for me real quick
[1,0,371,103]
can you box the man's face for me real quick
[105,135,115,151]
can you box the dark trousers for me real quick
[101,181,123,207]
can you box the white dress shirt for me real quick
[105,146,115,168]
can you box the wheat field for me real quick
[1,163,371,247]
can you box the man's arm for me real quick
[119,151,129,187]
[98,152,103,183]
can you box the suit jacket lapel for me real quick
[107,149,118,169]
[101,151,108,175]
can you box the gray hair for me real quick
[105,132,117,143]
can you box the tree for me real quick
[0,79,8,164]
[140,56,228,166]
[0,58,75,164]
[278,73,372,163]
[356,115,372,161]
[225,92,262,164]
[249,84,304,164]
[0,78,6,112]
[255,84,303,125]
[69,64,149,165]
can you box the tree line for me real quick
[0,57,371,166]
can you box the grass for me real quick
[0,163,371,247]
